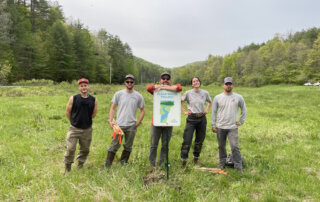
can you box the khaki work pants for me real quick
[64,125,92,164]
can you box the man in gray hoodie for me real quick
[211,77,247,172]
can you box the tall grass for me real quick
[0,84,319,201]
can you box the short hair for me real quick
[191,77,201,86]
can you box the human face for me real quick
[125,79,134,90]
[78,83,89,95]
[223,82,233,93]
[192,78,201,88]
[160,76,170,85]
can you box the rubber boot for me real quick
[105,151,115,168]
[64,163,71,175]
[120,150,131,164]
[77,161,84,169]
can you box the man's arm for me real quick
[157,84,182,92]
[92,98,98,118]
[211,98,218,133]
[146,84,156,95]
[65,96,73,121]
[108,103,116,129]
[136,107,145,127]
[236,96,247,126]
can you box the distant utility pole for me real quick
[109,63,112,84]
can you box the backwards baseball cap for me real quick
[224,77,233,84]
[160,72,171,79]
[78,78,89,84]
[125,74,135,80]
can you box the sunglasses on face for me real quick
[161,77,170,81]
[224,83,232,86]
[125,81,134,84]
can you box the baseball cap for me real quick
[224,77,233,84]
[78,78,89,84]
[160,72,171,79]
[125,74,135,80]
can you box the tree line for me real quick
[172,28,320,86]
[1,0,319,86]
[0,0,165,85]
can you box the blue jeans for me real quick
[216,128,242,170]
[149,125,173,166]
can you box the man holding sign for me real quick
[146,72,182,168]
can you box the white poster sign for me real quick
[153,90,181,126]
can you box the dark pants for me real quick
[180,116,207,160]
[216,128,242,170]
[149,125,173,166]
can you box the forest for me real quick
[0,0,320,86]
[172,29,320,86]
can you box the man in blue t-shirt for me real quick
[64,78,98,174]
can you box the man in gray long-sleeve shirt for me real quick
[211,77,247,172]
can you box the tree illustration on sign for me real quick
[160,100,174,123]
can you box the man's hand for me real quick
[184,110,191,115]
[203,109,208,115]
[212,126,217,133]
[236,121,241,126]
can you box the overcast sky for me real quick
[55,0,320,67]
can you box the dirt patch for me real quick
[251,193,262,200]
[143,171,166,185]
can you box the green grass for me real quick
[1,84,320,201]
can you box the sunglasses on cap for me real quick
[161,77,170,81]
[125,81,134,84]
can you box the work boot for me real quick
[193,157,199,166]
[120,150,131,164]
[105,151,115,168]
[182,159,187,168]
[64,163,71,174]
[77,161,84,169]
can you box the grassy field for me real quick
[1,83,320,201]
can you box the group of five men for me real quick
[63,73,247,174]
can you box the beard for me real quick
[126,85,134,90]
[225,88,232,93]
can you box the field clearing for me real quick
[1,84,320,201]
